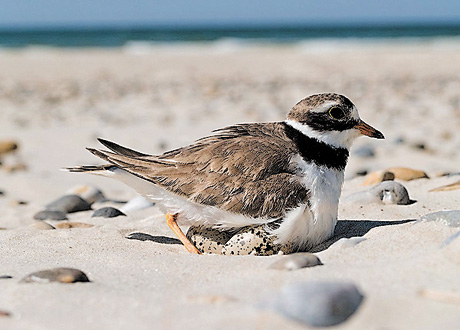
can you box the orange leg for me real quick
[166,212,202,254]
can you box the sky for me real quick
[0,0,459,29]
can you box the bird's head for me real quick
[286,93,384,149]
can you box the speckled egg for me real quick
[186,225,233,254]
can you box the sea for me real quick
[0,23,459,48]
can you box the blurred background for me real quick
[0,1,459,201]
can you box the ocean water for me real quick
[0,23,459,48]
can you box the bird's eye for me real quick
[329,107,345,120]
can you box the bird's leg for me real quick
[166,212,202,254]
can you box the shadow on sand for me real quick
[125,232,182,245]
[310,219,416,252]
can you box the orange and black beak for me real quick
[354,120,384,139]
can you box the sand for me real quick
[0,41,459,329]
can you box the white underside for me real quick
[101,152,344,250]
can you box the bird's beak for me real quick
[354,120,385,139]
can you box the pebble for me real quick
[55,222,94,229]
[20,267,90,283]
[0,275,12,279]
[33,210,68,221]
[385,167,429,181]
[92,207,126,218]
[429,179,460,192]
[419,210,460,228]
[30,222,56,230]
[352,145,375,158]
[0,140,18,155]
[120,195,154,213]
[361,170,395,186]
[269,253,322,270]
[0,310,11,317]
[45,194,91,213]
[270,281,364,327]
[186,226,233,254]
[66,184,104,204]
[344,181,411,205]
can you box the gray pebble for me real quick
[66,184,105,204]
[271,281,364,327]
[343,181,411,205]
[20,267,90,283]
[0,275,12,279]
[269,253,322,270]
[419,210,460,228]
[46,194,91,213]
[120,195,154,213]
[92,207,126,218]
[353,145,375,158]
[33,210,68,221]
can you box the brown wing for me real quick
[87,123,310,219]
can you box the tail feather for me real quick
[62,164,117,173]
[97,138,148,157]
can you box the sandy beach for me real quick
[1,41,460,329]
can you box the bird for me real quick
[66,93,384,255]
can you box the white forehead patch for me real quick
[310,101,339,113]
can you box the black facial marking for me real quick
[282,122,349,171]
[305,110,359,132]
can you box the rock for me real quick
[429,179,460,192]
[0,310,11,317]
[120,195,154,213]
[0,190,4,196]
[20,267,90,283]
[0,140,18,155]
[186,226,233,254]
[66,184,104,204]
[0,275,12,279]
[270,281,364,327]
[361,171,395,186]
[386,167,429,181]
[55,222,94,229]
[3,162,27,173]
[45,194,91,214]
[269,253,322,270]
[419,210,460,228]
[30,222,56,230]
[352,145,375,158]
[33,210,68,221]
[92,207,126,218]
[344,181,411,205]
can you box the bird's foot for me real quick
[166,212,202,254]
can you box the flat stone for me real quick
[92,207,126,218]
[329,237,367,249]
[429,179,460,192]
[33,210,68,221]
[386,167,429,181]
[0,140,18,155]
[45,194,91,214]
[30,222,56,230]
[269,253,322,270]
[270,281,364,327]
[20,267,90,283]
[55,222,94,229]
[0,310,11,317]
[66,184,104,204]
[419,210,460,228]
